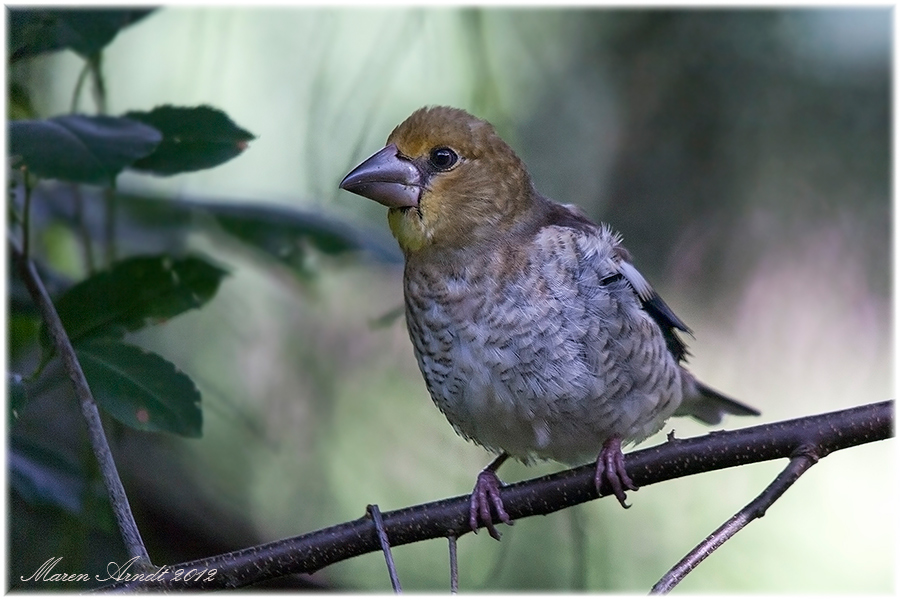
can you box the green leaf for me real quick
[40,254,228,358]
[123,105,255,175]
[204,202,402,271]
[75,339,202,437]
[8,81,37,120]
[9,313,41,362]
[9,115,162,186]
[9,8,155,62]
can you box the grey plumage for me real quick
[340,105,759,535]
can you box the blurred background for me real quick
[8,7,893,592]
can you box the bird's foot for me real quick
[594,436,639,508]
[469,465,512,540]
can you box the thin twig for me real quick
[10,239,151,569]
[650,446,820,594]
[367,504,401,593]
[448,534,458,594]
[70,59,91,113]
[97,400,893,591]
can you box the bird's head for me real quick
[340,106,535,254]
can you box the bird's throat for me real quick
[388,207,430,253]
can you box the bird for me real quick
[339,106,759,540]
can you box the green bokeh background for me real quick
[9,7,893,592]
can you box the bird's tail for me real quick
[676,374,760,426]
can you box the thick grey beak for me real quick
[339,143,422,208]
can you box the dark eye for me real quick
[428,147,458,170]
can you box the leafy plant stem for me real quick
[21,168,33,260]
[88,52,108,115]
[103,186,117,264]
[10,238,152,570]
[88,52,118,265]
[71,184,96,274]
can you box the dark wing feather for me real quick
[640,291,692,362]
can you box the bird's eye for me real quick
[428,147,458,171]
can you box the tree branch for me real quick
[10,240,152,569]
[650,444,819,593]
[96,400,893,591]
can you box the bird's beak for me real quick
[339,143,422,208]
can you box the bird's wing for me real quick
[616,261,692,362]
[542,201,693,363]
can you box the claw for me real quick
[468,455,512,540]
[594,437,638,508]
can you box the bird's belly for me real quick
[406,288,683,465]
[425,354,680,464]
